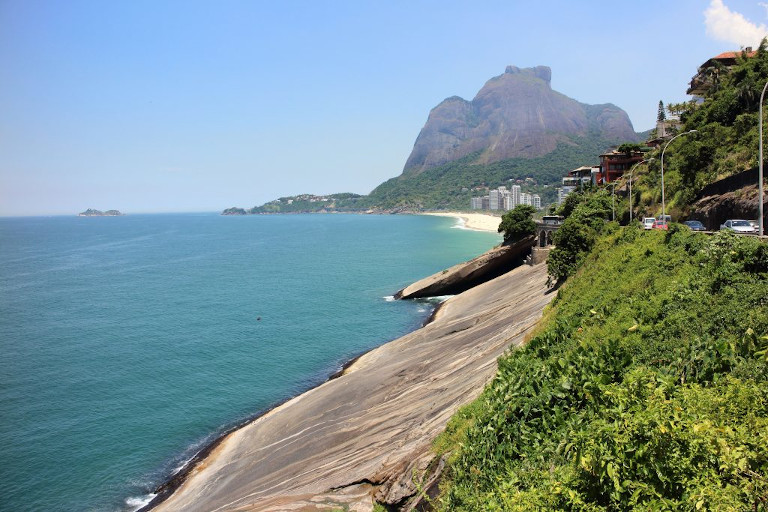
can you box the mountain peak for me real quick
[504,65,551,85]
[402,65,637,174]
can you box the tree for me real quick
[498,205,536,243]
[657,100,666,122]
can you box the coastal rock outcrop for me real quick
[403,65,639,175]
[394,235,535,300]
[78,208,122,216]
[148,262,554,512]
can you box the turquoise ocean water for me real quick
[0,213,499,511]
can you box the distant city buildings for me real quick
[471,184,543,211]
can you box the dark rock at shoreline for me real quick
[394,234,536,299]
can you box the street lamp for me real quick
[661,129,697,221]
[626,158,654,223]
[759,79,767,237]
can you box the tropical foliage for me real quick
[636,42,768,215]
[498,205,537,243]
[434,226,768,511]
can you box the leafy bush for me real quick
[436,227,768,511]
[498,205,536,243]
[548,189,614,282]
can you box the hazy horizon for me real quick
[2,0,766,216]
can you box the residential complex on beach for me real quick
[471,185,541,211]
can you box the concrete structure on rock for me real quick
[687,48,757,98]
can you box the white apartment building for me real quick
[533,194,541,209]
[511,185,521,208]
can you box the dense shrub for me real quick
[436,228,768,511]
[498,205,536,243]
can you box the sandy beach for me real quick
[420,211,502,233]
[149,262,553,511]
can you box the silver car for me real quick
[643,217,656,230]
[720,219,756,234]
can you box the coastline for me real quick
[419,211,502,233]
[148,262,553,511]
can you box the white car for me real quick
[720,219,756,234]
[643,217,656,230]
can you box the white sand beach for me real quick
[421,211,502,233]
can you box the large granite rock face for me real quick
[403,66,639,175]
[394,235,536,300]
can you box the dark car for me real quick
[683,220,706,231]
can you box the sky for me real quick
[1,0,767,216]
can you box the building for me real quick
[520,192,532,206]
[557,186,576,205]
[511,185,521,208]
[488,189,501,210]
[503,194,513,210]
[533,194,541,209]
[687,48,757,97]
[599,150,644,183]
[567,165,600,186]
[471,196,484,210]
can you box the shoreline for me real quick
[139,301,448,511]
[419,211,502,233]
[148,262,553,511]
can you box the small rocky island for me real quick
[78,208,123,216]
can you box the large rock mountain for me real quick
[403,65,638,175]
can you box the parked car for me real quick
[643,217,656,230]
[652,220,669,230]
[683,220,706,231]
[720,219,757,234]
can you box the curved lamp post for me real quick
[626,158,654,223]
[661,130,697,221]
[759,79,767,236]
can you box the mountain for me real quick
[233,66,644,213]
[403,65,639,175]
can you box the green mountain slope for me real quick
[368,135,624,210]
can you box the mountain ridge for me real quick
[402,65,639,175]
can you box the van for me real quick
[643,217,655,230]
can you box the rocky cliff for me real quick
[403,66,639,175]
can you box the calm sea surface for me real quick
[0,212,499,511]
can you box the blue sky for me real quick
[1,0,766,215]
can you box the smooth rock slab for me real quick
[394,235,535,300]
[152,263,553,512]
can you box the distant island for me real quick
[78,209,123,216]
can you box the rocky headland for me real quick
[146,247,553,511]
[78,208,122,216]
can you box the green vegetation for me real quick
[367,136,624,210]
[633,43,768,217]
[435,226,768,510]
[498,205,537,243]
[247,193,364,213]
[547,188,613,282]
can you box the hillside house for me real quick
[687,47,757,97]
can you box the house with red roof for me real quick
[687,47,757,97]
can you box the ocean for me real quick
[0,212,500,511]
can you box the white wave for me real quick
[450,217,468,230]
[125,493,156,511]
[382,295,396,302]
